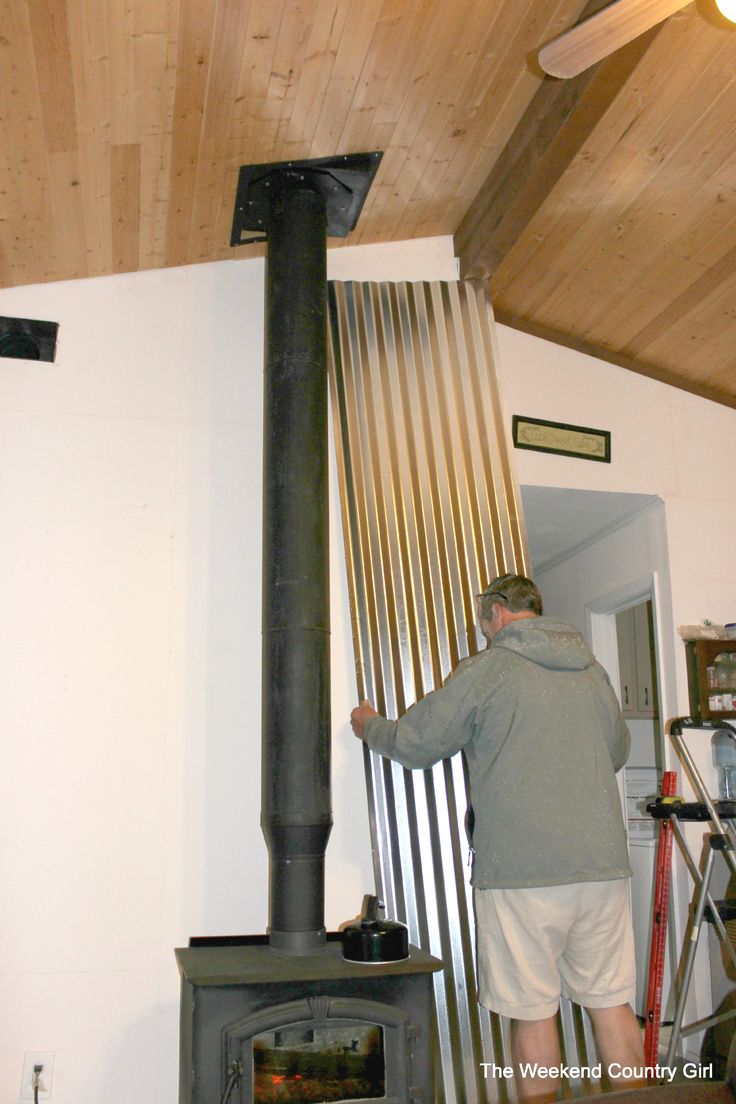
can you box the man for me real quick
[350,573,646,1103]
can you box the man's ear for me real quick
[494,604,512,629]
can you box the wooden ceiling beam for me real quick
[454,17,669,280]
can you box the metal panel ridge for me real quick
[327,281,593,1102]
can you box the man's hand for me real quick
[350,699,379,740]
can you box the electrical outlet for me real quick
[20,1052,55,1100]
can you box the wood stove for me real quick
[175,155,441,1104]
[177,936,440,1104]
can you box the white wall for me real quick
[3,260,734,1098]
[0,238,457,1104]
[496,323,736,722]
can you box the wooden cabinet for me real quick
[616,601,659,718]
[685,639,736,722]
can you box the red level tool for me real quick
[643,770,678,1068]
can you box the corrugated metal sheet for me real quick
[327,280,598,1103]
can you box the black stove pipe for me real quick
[261,180,332,954]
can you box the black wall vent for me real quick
[0,316,58,362]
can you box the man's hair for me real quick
[477,573,543,620]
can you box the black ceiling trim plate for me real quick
[230,152,383,246]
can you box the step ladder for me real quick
[647,718,736,1066]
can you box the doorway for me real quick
[588,579,671,1021]
[521,486,677,1024]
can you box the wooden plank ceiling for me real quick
[2,0,735,405]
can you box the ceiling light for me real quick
[715,0,736,22]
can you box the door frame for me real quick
[586,572,710,1060]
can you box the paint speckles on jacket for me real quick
[362,616,632,889]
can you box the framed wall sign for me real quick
[512,415,611,463]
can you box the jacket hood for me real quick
[492,616,595,671]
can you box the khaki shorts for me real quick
[474,879,636,1020]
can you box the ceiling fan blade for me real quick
[538,0,691,78]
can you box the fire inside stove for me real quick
[176,937,440,1104]
[253,1021,384,1103]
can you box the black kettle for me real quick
[341,894,409,963]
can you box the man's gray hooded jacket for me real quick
[362,616,632,889]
